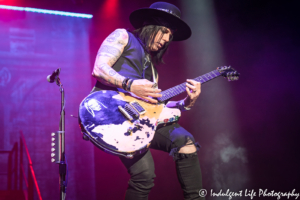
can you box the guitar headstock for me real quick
[217,66,240,81]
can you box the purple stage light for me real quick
[0,5,93,18]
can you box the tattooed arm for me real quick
[92,28,128,88]
[92,28,162,103]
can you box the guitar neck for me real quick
[157,69,221,102]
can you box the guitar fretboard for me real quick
[157,69,221,102]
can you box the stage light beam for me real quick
[181,0,249,192]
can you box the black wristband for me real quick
[122,78,130,91]
[127,79,134,91]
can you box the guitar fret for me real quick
[166,90,172,99]
[198,76,205,83]
[158,69,224,102]
[204,75,210,81]
[180,84,185,91]
[174,86,180,94]
[210,71,219,79]
[212,70,220,77]
[212,71,218,77]
[172,89,176,93]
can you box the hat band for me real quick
[143,17,177,31]
[155,8,180,19]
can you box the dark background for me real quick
[0,0,299,199]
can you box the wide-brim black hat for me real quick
[129,2,192,41]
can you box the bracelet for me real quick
[126,79,134,91]
[122,78,130,91]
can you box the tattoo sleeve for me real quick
[92,29,129,88]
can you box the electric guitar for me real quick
[78,66,239,158]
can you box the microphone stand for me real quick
[56,77,67,200]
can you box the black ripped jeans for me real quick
[120,123,205,200]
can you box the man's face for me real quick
[149,27,173,52]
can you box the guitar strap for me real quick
[151,62,158,88]
[145,53,158,89]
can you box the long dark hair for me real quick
[132,25,173,65]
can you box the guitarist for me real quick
[91,2,204,200]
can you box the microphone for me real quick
[47,68,61,83]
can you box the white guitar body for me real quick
[79,90,181,158]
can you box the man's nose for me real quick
[163,33,170,42]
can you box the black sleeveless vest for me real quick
[93,31,157,92]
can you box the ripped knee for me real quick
[169,140,201,161]
[178,139,197,154]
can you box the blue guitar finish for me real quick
[78,66,240,158]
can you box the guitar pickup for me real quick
[130,101,146,115]
[118,101,146,121]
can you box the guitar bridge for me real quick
[118,101,146,121]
